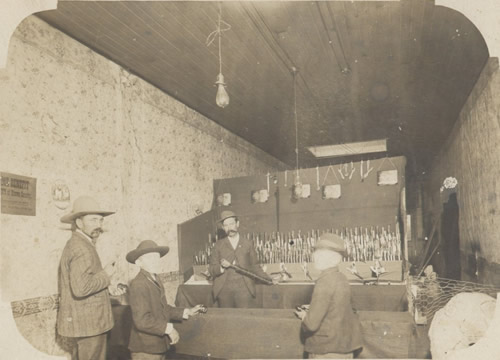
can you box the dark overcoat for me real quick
[128,269,185,354]
[303,267,363,355]
[209,236,271,299]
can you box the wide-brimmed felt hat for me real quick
[126,240,170,264]
[60,196,115,224]
[218,210,238,224]
[314,233,346,256]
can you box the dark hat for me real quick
[60,196,114,224]
[218,210,237,224]
[314,233,346,255]
[126,240,169,264]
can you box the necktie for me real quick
[151,274,161,287]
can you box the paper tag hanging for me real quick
[259,189,269,202]
[301,184,311,198]
[377,170,398,185]
[217,193,232,206]
[322,184,341,199]
[293,183,311,199]
[251,189,269,203]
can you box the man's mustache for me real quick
[90,227,104,237]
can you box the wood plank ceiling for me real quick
[38,1,489,173]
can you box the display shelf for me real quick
[192,260,403,283]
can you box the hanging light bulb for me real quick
[206,3,231,108]
[215,73,229,108]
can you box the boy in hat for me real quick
[127,240,204,360]
[295,233,363,359]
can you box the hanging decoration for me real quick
[439,176,458,203]
[251,189,269,203]
[376,157,399,186]
[206,2,231,108]
[338,162,356,181]
[51,179,70,210]
[294,183,311,199]
[216,193,232,206]
[251,172,271,204]
[291,67,303,200]
[378,170,398,185]
[360,159,374,181]
[316,166,320,191]
[440,177,458,193]
[321,165,342,200]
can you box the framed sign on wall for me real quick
[1,172,37,216]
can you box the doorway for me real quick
[441,193,461,280]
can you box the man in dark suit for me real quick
[294,233,363,359]
[209,211,274,308]
[126,240,204,360]
[57,196,123,360]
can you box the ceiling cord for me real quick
[292,68,300,181]
[206,2,231,74]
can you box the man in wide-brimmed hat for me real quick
[294,233,363,359]
[126,240,204,360]
[209,210,275,308]
[57,196,122,360]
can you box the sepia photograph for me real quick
[1,1,500,359]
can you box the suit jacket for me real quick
[128,269,185,354]
[57,232,113,337]
[209,235,271,299]
[303,267,363,354]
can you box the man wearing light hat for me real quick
[126,240,204,360]
[57,196,120,360]
[295,233,363,359]
[209,210,274,308]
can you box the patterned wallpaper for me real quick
[424,59,500,275]
[424,58,500,286]
[0,14,286,356]
[0,15,285,303]
[10,270,179,321]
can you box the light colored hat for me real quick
[218,210,237,223]
[314,233,346,256]
[60,196,115,224]
[126,240,169,264]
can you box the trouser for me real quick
[74,333,107,360]
[131,352,166,360]
[217,274,257,308]
[309,352,354,359]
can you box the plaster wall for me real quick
[423,58,500,286]
[0,15,286,356]
[0,15,285,300]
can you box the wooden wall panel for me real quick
[179,156,406,275]
[178,210,216,280]
[213,156,406,235]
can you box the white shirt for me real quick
[228,233,240,250]
[76,229,94,245]
[220,233,239,274]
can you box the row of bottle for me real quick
[192,224,401,265]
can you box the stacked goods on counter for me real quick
[193,223,401,265]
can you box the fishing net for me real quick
[407,275,500,323]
